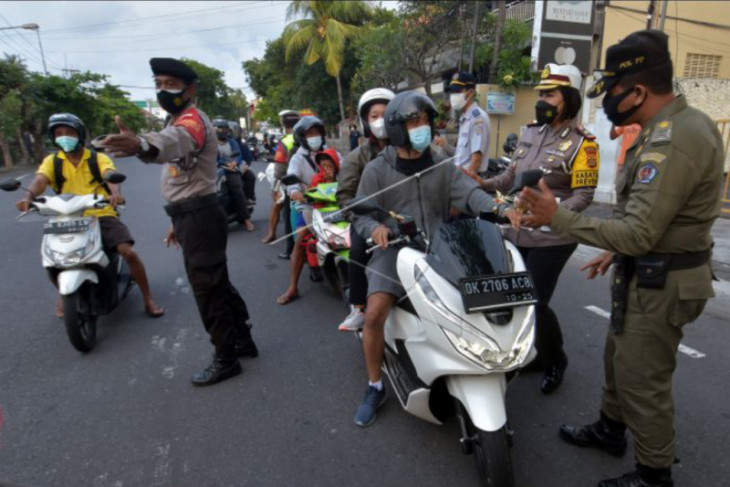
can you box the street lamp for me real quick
[0,22,48,75]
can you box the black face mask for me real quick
[535,100,559,126]
[603,86,641,126]
[156,89,188,114]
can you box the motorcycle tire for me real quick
[62,287,97,353]
[471,423,514,487]
[323,263,343,298]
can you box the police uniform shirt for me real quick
[454,103,491,173]
[140,105,219,203]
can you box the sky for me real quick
[0,1,397,102]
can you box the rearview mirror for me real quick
[0,179,21,192]
[104,172,127,184]
[91,135,109,152]
[348,196,387,216]
[507,169,543,195]
[281,174,302,186]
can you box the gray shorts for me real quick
[366,246,406,299]
[99,216,134,252]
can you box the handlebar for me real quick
[365,234,412,254]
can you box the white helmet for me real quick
[358,88,395,137]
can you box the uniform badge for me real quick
[472,108,480,117]
[650,121,672,145]
[547,149,566,158]
[169,165,180,178]
[640,152,667,164]
[636,163,659,184]
[558,140,573,152]
[541,67,550,79]
[560,127,571,138]
[584,146,598,168]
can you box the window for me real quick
[684,53,721,78]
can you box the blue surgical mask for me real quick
[306,136,322,151]
[55,136,79,152]
[408,125,431,152]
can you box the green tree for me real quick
[181,58,238,120]
[0,55,27,167]
[283,0,371,122]
[351,11,404,95]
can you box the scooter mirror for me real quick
[104,172,127,184]
[348,197,387,216]
[90,135,109,152]
[280,174,302,186]
[507,169,543,195]
[0,179,21,192]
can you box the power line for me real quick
[48,35,273,55]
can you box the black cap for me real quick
[587,30,671,98]
[447,72,477,93]
[149,58,198,84]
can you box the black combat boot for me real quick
[559,411,628,457]
[598,464,673,487]
[191,349,241,386]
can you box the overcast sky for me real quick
[0,1,396,102]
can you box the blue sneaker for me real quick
[354,385,387,427]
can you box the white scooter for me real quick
[1,173,132,353]
[349,170,544,487]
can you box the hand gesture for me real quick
[101,116,140,158]
[580,251,614,279]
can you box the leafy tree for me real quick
[474,18,535,90]
[283,0,371,122]
[0,55,27,166]
[351,13,405,95]
[180,58,243,121]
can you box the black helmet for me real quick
[212,118,230,129]
[384,91,437,148]
[47,113,87,148]
[293,115,326,150]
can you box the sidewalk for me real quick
[582,203,730,281]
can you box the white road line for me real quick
[584,305,706,359]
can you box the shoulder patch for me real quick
[649,120,672,145]
[639,152,666,164]
[576,125,596,140]
[636,163,659,184]
[472,108,480,117]
[173,107,206,149]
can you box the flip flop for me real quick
[276,292,299,305]
[145,305,165,318]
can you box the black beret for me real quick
[149,58,198,84]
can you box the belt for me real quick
[633,250,710,271]
[164,193,218,217]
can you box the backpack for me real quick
[52,149,107,194]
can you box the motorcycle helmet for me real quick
[213,118,231,140]
[384,91,437,148]
[293,115,326,150]
[314,148,340,174]
[357,87,395,138]
[278,109,301,129]
[47,113,87,148]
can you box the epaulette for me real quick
[527,121,541,127]
[472,108,481,117]
[576,125,596,141]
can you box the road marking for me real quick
[151,442,171,486]
[584,305,706,359]
[151,329,188,379]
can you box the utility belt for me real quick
[610,250,710,333]
[164,193,219,218]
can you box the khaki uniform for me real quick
[484,119,599,247]
[550,95,723,467]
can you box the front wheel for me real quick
[62,289,97,353]
[471,424,514,487]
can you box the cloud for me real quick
[0,0,290,101]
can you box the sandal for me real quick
[262,234,276,244]
[276,292,299,305]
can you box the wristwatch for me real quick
[137,136,151,156]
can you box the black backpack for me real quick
[52,149,107,194]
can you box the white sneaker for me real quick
[338,307,365,332]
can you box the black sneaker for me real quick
[354,385,387,427]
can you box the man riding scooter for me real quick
[15,113,164,318]
[214,119,255,232]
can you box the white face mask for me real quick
[450,93,467,112]
[369,117,387,139]
[306,136,322,151]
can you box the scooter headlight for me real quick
[415,267,462,325]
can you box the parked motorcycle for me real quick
[484,132,518,179]
[347,169,544,487]
[0,173,132,353]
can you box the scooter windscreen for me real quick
[425,219,509,288]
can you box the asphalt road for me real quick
[0,159,728,487]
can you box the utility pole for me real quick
[657,0,669,32]
[646,0,656,29]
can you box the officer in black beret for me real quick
[521,30,724,487]
[103,57,258,387]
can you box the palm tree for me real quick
[283,0,371,123]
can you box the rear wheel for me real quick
[323,261,343,298]
[62,288,97,353]
[468,416,514,487]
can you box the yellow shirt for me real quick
[37,149,118,218]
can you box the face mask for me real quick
[156,89,187,114]
[450,93,467,112]
[603,86,641,126]
[306,136,322,151]
[55,136,79,152]
[535,100,559,126]
[369,117,387,139]
[408,125,431,152]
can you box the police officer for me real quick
[521,31,723,487]
[448,72,491,175]
[103,58,258,387]
[473,63,600,395]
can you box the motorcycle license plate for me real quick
[459,272,538,313]
[43,218,90,235]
